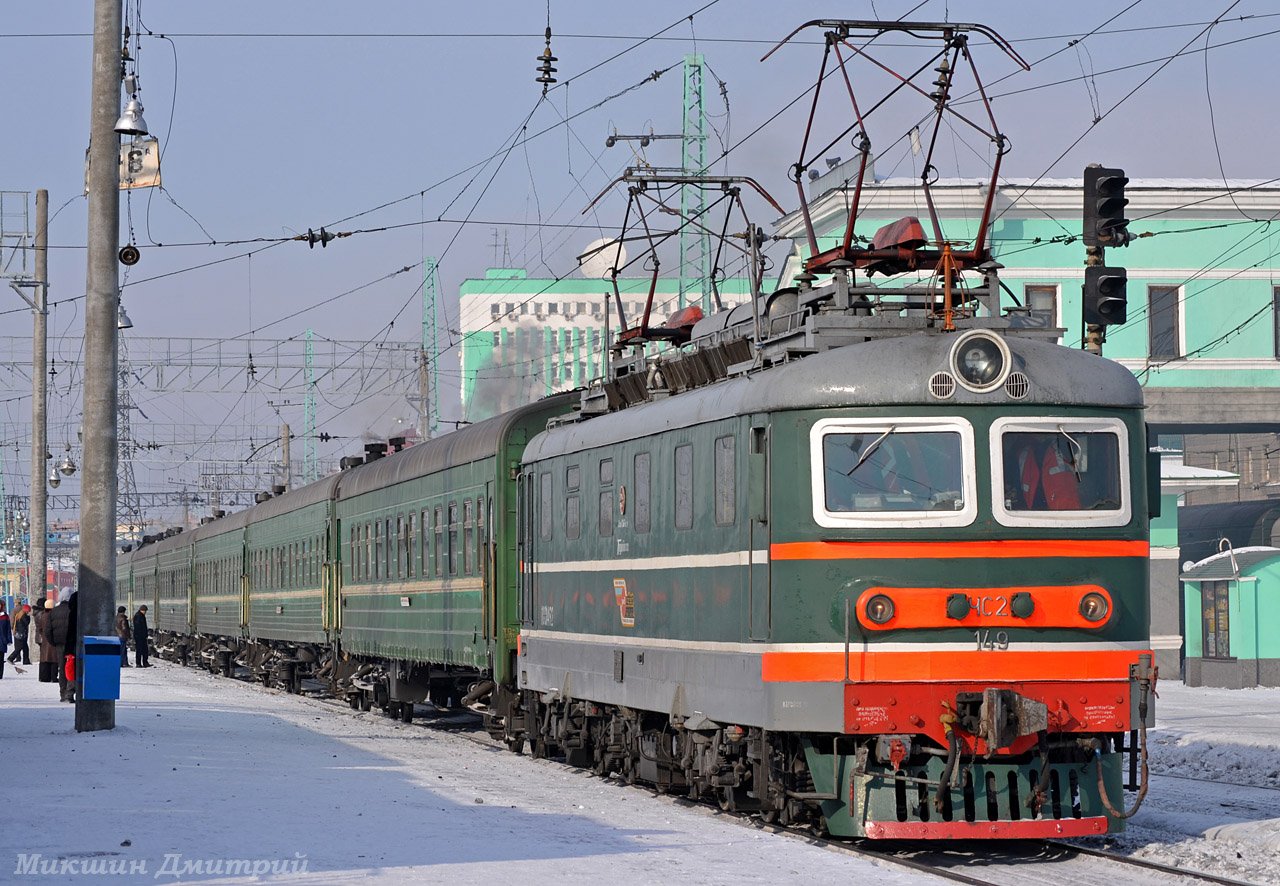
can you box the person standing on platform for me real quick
[8,604,31,666]
[36,600,57,684]
[133,605,150,668]
[46,590,74,702]
[0,602,11,679]
[114,606,131,667]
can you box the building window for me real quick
[1202,581,1232,659]
[675,444,694,530]
[1149,286,1181,360]
[1024,284,1057,326]
[490,303,500,316]
[1273,287,1280,359]
[714,435,736,526]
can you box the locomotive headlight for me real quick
[949,330,1010,392]
[865,594,895,625]
[1079,592,1109,622]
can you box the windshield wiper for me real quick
[1057,425,1083,483]
[846,426,896,477]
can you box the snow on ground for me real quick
[0,662,943,886]
[1068,681,1280,885]
[1148,682,1280,789]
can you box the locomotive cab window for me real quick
[990,417,1131,528]
[810,417,977,528]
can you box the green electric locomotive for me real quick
[511,273,1157,839]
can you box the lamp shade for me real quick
[114,98,149,136]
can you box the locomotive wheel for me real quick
[348,694,359,710]
[506,737,526,754]
[531,739,548,760]
[359,693,372,712]
[400,703,414,723]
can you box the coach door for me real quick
[518,469,534,627]
[749,416,771,640]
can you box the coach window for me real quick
[448,502,459,576]
[385,517,394,580]
[464,500,476,575]
[424,509,435,578]
[407,512,418,579]
[433,506,443,576]
[599,458,614,537]
[566,465,581,540]
[540,472,553,542]
[634,452,651,533]
[812,417,976,529]
[372,520,383,581]
[714,436,736,526]
[397,515,407,579]
[675,444,694,530]
[364,522,373,582]
[990,417,1130,528]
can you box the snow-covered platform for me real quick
[0,662,937,885]
[2,664,1278,885]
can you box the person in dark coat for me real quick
[45,591,74,701]
[37,600,58,683]
[0,602,11,679]
[65,590,80,700]
[132,605,150,667]
[114,606,132,667]
[7,603,32,665]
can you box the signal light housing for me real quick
[1083,265,1128,326]
[1083,165,1132,248]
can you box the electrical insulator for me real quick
[536,27,558,94]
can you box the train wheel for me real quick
[506,737,526,754]
[359,693,372,712]
[347,694,359,710]
[400,703,414,723]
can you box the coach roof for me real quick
[336,392,577,500]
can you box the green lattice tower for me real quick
[304,329,317,484]
[423,258,441,438]
[680,54,710,312]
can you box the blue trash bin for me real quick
[82,636,122,700]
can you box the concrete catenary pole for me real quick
[30,189,48,607]
[76,0,122,732]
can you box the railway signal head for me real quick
[1083,166,1132,248]
[1083,265,1128,326]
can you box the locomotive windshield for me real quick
[1001,430,1121,511]
[990,417,1132,527]
[823,429,965,512]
